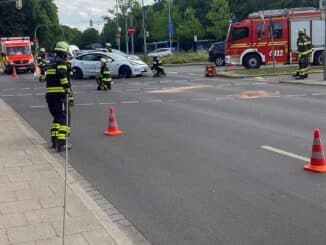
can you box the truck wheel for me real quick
[72,67,83,79]
[314,51,324,66]
[214,56,225,66]
[243,54,261,69]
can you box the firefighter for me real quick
[66,55,74,106]
[37,48,47,82]
[105,43,112,52]
[151,56,166,77]
[45,41,72,152]
[96,58,112,91]
[295,28,312,79]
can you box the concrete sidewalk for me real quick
[0,99,149,245]
[279,73,326,86]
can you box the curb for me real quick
[164,62,208,67]
[279,80,326,86]
[4,99,151,245]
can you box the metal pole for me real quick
[116,0,120,50]
[62,94,69,245]
[131,15,134,55]
[141,0,147,54]
[324,11,326,80]
[124,13,129,54]
[34,25,44,58]
[168,0,172,50]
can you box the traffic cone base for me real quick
[11,66,18,79]
[304,129,326,173]
[104,129,122,136]
[104,107,123,136]
[304,163,326,173]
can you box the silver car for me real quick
[71,52,148,79]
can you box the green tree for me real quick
[80,28,100,48]
[206,0,231,41]
[62,25,83,47]
[176,7,203,50]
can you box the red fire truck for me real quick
[0,37,35,74]
[225,7,325,69]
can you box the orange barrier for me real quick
[104,107,123,136]
[205,64,216,77]
[304,129,326,173]
[11,65,17,79]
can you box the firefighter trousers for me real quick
[46,94,70,149]
[298,55,310,78]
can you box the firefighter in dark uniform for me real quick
[45,41,72,152]
[97,58,112,90]
[151,56,166,77]
[37,48,47,82]
[295,29,312,79]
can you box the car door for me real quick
[105,54,119,76]
[77,54,97,76]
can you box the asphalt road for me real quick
[2,66,326,244]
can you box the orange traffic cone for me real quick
[104,107,123,136]
[11,65,18,79]
[34,64,40,77]
[304,129,326,173]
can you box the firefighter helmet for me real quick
[105,43,112,48]
[298,28,305,35]
[39,48,45,53]
[54,41,69,53]
[100,58,107,63]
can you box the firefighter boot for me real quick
[51,136,57,149]
[57,141,72,152]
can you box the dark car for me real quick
[208,42,225,66]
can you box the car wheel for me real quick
[119,66,132,78]
[314,51,324,66]
[243,54,261,69]
[214,56,225,66]
[72,67,83,79]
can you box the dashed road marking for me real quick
[2,88,15,91]
[74,103,95,106]
[144,99,163,103]
[99,102,116,105]
[286,94,306,97]
[30,105,47,108]
[125,88,141,91]
[192,98,210,102]
[121,101,140,104]
[261,146,309,162]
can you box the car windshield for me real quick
[6,46,31,55]
[112,49,128,56]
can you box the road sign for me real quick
[128,26,136,34]
[168,21,174,36]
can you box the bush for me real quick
[140,51,208,65]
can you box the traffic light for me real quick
[16,0,22,10]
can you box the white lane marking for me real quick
[144,82,157,84]
[2,88,15,91]
[312,93,326,96]
[188,73,201,76]
[30,105,47,108]
[99,102,116,105]
[144,99,163,103]
[167,98,185,102]
[1,94,14,97]
[160,80,172,83]
[75,103,95,106]
[35,93,43,96]
[125,88,141,91]
[261,146,309,162]
[168,71,177,74]
[191,98,209,101]
[286,94,306,97]
[121,101,139,104]
[16,94,33,96]
[21,88,31,90]
[255,82,268,85]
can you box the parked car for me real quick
[148,48,172,57]
[111,49,141,61]
[208,42,225,66]
[71,51,149,79]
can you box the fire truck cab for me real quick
[0,37,35,74]
[225,8,324,69]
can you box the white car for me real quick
[147,48,172,57]
[71,52,149,79]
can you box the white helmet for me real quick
[100,58,107,63]
[40,48,45,52]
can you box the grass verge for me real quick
[140,51,208,65]
[219,66,323,78]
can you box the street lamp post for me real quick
[34,25,44,57]
[141,0,147,54]
[168,0,172,51]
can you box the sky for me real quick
[54,0,154,32]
